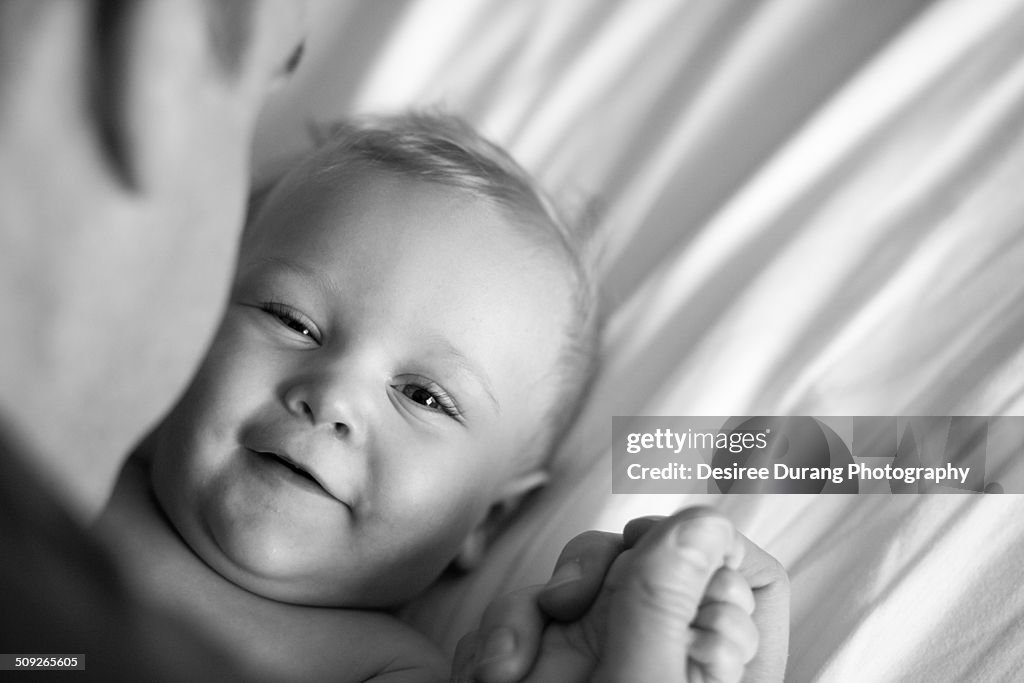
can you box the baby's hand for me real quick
[685,563,759,682]
[455,508,762,683]
[586,510,756,683]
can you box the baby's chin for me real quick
[152,460,465,609]
[212,558,441,610]
[192,512,339,602]
[187,515,444,609]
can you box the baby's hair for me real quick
[252,111,600,465]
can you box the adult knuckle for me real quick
[770,557,791,589]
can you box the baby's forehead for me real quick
[252,161,565,261]
[247,162,577,327]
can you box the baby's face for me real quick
[151,168,569,607]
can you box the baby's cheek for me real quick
[358,502,480,601]
[189,328,272,411]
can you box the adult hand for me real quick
[454,507,786,682]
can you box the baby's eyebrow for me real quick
[426,336,500,414]
[245,255,340,294]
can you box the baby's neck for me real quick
[95,453,270,619]
[94,452,437,681]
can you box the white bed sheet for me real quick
[249,0,1024,679]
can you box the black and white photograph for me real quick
[2,0,1024,680]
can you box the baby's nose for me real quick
[283,376,363,440]
[296,399,349,436]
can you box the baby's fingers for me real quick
[704,567,755,615]
[593,511,738,683]
[689,602,759,683]
[694,567,757,681]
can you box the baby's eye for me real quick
[261,302,320,343]
[397,383,462,421]
[403,386,440,409]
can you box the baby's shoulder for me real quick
[263,608,448,682]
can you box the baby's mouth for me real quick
[254,450,330,495]
[272,453,316,481]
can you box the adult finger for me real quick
[467,585,547,683]
[536,530,623,621]
[452,631,481,683]
[734,533,785,590]
[622,515,664,548]
[734,533,790,683]
[479,529,627,680]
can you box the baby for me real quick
[97,113,756,681]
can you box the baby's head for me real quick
[149,113,598,608]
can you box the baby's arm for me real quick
[214,606,450,682]
[343,616,449,683]
[245,607,450,682]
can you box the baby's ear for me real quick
[452,469,549,572]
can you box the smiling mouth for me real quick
[255,450,324,489]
